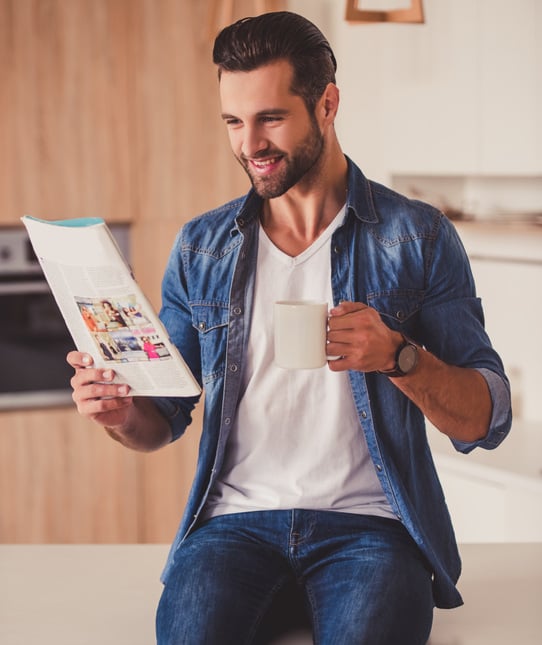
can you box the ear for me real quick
[320,82,340,123]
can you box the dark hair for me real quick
[213,11,337,113]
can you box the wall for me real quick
[290,0,542,182]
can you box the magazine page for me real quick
[21,216,201,398]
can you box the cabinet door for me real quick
[435,461,508,543]
[0,408,140,542]
[0,0,132,225]
[435,457,542,543]
[470,257,542,423]
[505,483,542,542]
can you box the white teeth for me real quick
[253,157,278,167]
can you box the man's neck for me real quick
[260,150,348,257]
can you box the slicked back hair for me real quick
[213,11,337,114]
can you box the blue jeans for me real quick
[156,510,434,645]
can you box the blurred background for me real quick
[0,0,540,546]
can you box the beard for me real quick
[237,117,324,199]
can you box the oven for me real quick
[0,224,129,410]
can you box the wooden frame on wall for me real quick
[345,0,424,23]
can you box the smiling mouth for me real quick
[247,155,284,175]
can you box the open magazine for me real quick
[22,215,201,398]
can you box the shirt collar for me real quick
[344,156,379,224]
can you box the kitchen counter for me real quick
[1,543,541,644]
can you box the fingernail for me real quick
[118,385,130,396]
[83,355,91,365]
[103,370,114,380]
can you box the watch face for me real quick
[398,344,418,373]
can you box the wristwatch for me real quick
[378,335,419,378]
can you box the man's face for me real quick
[219,60,324,199]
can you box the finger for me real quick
[72,379,131,408]
[327,355,352,372]
[327,328,361,344]
[328,310,373,333]
[329,301,368,317]
[67,351,94,369]
[71,366,113,390]
[326,337,344,355]
[75,393,134,423]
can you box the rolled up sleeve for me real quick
[451,368,512,454]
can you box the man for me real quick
[68,11,511,645]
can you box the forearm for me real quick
[104,397,173,452]
[327,302,495,442]
[390,347,492,443]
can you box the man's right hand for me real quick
[67,352,173,451]
[67,351,134,428]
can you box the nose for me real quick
[240,124,268,159]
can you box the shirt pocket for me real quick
[367,290,423,333]
[191,302,229,383]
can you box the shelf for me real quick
[391,174,542,224]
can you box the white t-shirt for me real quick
[203,207,395,520]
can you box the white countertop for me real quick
[1,543,541,644]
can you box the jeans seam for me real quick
[303,578,320,645]
[246,575,290,645]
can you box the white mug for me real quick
[274,300,328,369]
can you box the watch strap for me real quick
[378,335,418,378]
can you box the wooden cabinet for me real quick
[429,420,542,543]
[432,449,542,543]
[0,0,258,543]
[0,405,203,543]
[0,0,251,228]
[423,222,542,544]
[0,408,140,542]
[0,0,133,225]
[455,222,542,424]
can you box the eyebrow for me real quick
[220,108,290,120]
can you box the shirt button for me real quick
[232,306,242,315]
[376,464,383,472]
[333,245,341,254]
[198,321,206,331]
[361,410,368,419]
[224,417,231,425]
[229,364,238,372]
[396,310,405,320]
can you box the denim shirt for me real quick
[155,158,511,609]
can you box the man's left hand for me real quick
[327,301,401,373]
